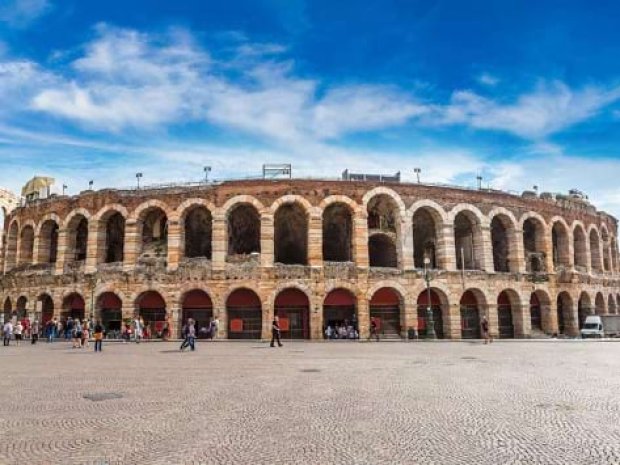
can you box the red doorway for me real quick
[275,288,310,339]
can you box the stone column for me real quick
[545,301,558,335]
[262,298,273,340]
[401,213,414,271]
[565,300,579,337]
[512,229,526,273]
[308,211,323,267]
[211,213,227,271]
[585,236,592,274]
[542,233,554,274]
[486,303,499,338]
[310,297,323,340]
[513,304,529,338]
[446,302,462,339]
[260,213,274,268]
[353,213,369,268]
[479,225,494,272]
[123,219,139,272]
[55,228,69,275]
[357,298,370,339]
[122,302,135,326]
[438,223,456,270]
[84,221,100,274]
[32,235,41,265]
[401,299,416,337]
[166,219,181,272]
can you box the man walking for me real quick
[180,318,196,351]
[481,316,492,344]
[3,320,13,346]
[93,320,104,352]
[367,317,379,342]
[270,315,283,348]
[31,320,40,344]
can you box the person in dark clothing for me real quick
[481,316,492,344]
[270,315,283,348]
[368,317,379,342]
[180,319,196,351]
[94,321,104,352]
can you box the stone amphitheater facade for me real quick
[1,179,619,340]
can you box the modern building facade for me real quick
[1,179,619,340]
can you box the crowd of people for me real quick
[324,320,360,340]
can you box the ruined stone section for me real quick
[0,179,618,340]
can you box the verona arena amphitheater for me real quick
[1,178,619,340]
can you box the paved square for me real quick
[1,340,620,465]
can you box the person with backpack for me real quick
[93,321,104,352]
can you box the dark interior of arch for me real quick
[454,212,477,270]
[412,208,437,269]
[105,213,125,263]
[227,204,260,258]
[185,206,212,259]
[491,216,509,272]
[40,220,59,263]
[369,233,397,268]
[367,195,397,233]
[74,217,88,261]
[141,209,168,257]
[322,203,352,262]
[275,203,307,265]
[20,226,34,263]
[573,227,587,269]
[523,218,544,272]
[523,219,538,253]
[602,231,610,271]
[590,230,602,271]
[552,224,569,269]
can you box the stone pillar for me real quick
[479,225,494,272]
[446,303,462,339]
[357,298,370,339]
[170,307,181,339]
[512,229,526,273]
[585,236,592,275]
[166,220,181,272]
[310,297,323,340]
[260,213,274,268]
[85,221,100,274]
[353,213,369,268]
[486,303,499,338]
[262,298,273,340]
[212,214,227,271]
[55,228,69,275]
[513,304,529,338]
[401,213,414,271]
[32,235,41,265]
[308,211,322,267]
[565,300,579,337]
[545,301,558,335]
[567,236,576,271]
[438,223,456,270]
[542,233,554,274]
[401,299,416,337]
[123,219,139,272]
[122,301,135,323]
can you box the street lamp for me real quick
[204,166,211,183]
[136,172,143,189]
[423,257,436,339]
[62,184,67,195]
[88,180,94,190]
[414,167,421,184]
[476,175,483,190]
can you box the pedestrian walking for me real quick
[65,317,74,341]
[81,320,90,348]
[367,317,380,342]
[481,316,492,344]
[93,321,104,352]
[180,319,196,351]
[14,321,23,346]
[270,315,283,348]
[133,316,143,344]
[211,316,219,340]
[73,320,82,348]
[3,320,13,346]
[31,320,40,344]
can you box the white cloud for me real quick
[477,72,499,86]
[436,81,620,140]
[0,0,51,28]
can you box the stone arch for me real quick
[96,291,123,333]
[135,290,167,337]
[589,226,603,273]
[416,287,450,339]
[411,202,446,269]
[19,223,35,265]
[36,217,60,264]
[35,213,62,236]
[181,289,214,338]
[3,296,12,322]
[269,194,314,216]
[322,202,354,262]
[452,207,484,271]
[550,218,571,271]
[530,289,552,334]
[367,192,404,268]
[489,210,518,273]
[65,213,89,263]
[93,204,129,221]
[611,236,618,273]
[572,222,588,271]
[497,289,521,338]
[595,292,606,315]
[273,287,311,339]
[556,291,574,335]
[137,205,169,260]
[369,287,403,337]
[227,202,260,259]
[5,220,19,270]
[94,206,128,264]
[37,293,55,324]
[130,199,174,223]
[182,204,212,259]
[319,195,362,215]
[16,295,28,319]
[578,291,593,329]
[368,233,397,268]
[323,287,358,338]
[362,187,406,214]
[62,208,92,229]
[274,201,308,265]
[521,212,548,272]
[226,287,263,339]
[460,288,487,339]
[222,195,264,216]
[61,292,85,321]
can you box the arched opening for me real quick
[323,288,357,338]
[227,204,260,260]
[182,290,213,338]
[551,222,570,270]
[322,203,353,262]
[590,229,602,273]
[140,208,168,260]
[523,217,546,272]
[97,292,123,334]
[369,287,401,337]
[368,233,397,268]
[497,290,517,338]
[38,294,54,324]
[578,292,592,329]
[573,225,587,271]
[135,291,166,338]
[595,292,606,315]
[556,292,573,335]
[62,293,85,321]
[490,215,514,272]
[367,194,400,267]
[3,297,12,322]
[19,225,34,265]
[16,296,28,319]
[37,219,59,264]
[184,206,212,259]
[412,208,440,269]
[454,211,482,270]
[602,229,611,272]
[608,294,616,315]
[274,288,310,339]
[226,288,262,339]
[612,237,618,272]
[460,290,484,339]
[67,215,88,263]
[102,212,125,263]
[530,290,550,334]
[274,203,308,265]
[5,222,18,270]
[416,288,446,339]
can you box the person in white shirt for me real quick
[3,321,13,346]
[13,322,23,346]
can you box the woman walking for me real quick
[13,321,23,346]
[93,321,103,352]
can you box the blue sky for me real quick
[1,0,620,216]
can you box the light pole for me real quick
[88,180,94,190]
[424,257,436,339]
[62,184,67,195]
[204,166,211,183]
[414,167,421,184]
[136,172,143,189]
[476,175,483,190]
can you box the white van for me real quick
[580,316,604,338]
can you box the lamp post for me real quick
[476,175,483,190]
[204,166,211,183]
[88,180,94,190]
[62,184,67,195]
[414,167,421,183]
[423,257,436,339]
[136,172,143,189]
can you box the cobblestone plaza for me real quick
[1,340,620,465]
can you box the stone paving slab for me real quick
[1,340,620,464]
